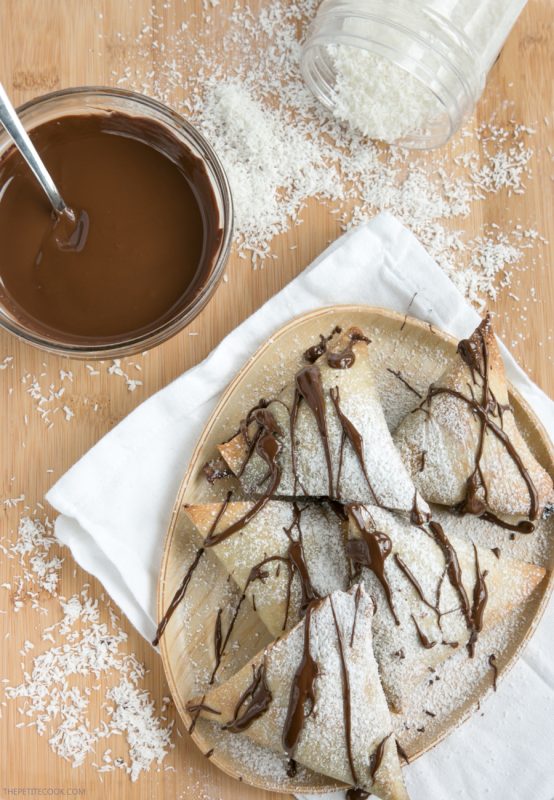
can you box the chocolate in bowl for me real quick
[0,87,233,357]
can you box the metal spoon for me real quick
[0,82,72,217]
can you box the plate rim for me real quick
[157,304,554,794]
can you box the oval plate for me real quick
[158,306,554,795]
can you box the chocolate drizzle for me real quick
[422,315,539,522]
[214,608,223,667]
[205,415,283,547]
[291,366,333,496]
[153,492,235,646]
[226,329,382,509]
[203,456,233,484]
[153,545,206,646]
[186,693,207,734]
[479,511,534,534]
[288,539,321,612]
[347,504,399,625]
[210,502,325,682]
[370,733,392,782]
[303,326,342,363]
[396,738,410,764]
[326,331,370,370]
[411,492,429,526]
[429,521,472,627]
[284,503,321,613]
[394,554,436,613]
[330,385,378,504]
[186,701,221,716]
[282,602,319,759]
[211,554,291,682]
[329,596,358,786]
[350,583,363,647]
[411,615,437,649]
[468,543,488,657]
[222,661,273,733]
[345,790,369,800]
[488,653,498,691]
[386,368,422,398]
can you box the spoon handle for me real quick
[0,82,68,215]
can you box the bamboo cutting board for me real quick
[0,2,553,800]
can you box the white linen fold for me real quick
[46,212,554,800]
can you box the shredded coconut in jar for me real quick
[105,0,546,312]
[328,44,443,142]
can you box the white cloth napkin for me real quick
[46,212,554,800]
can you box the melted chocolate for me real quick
[488,653,498,691]
[411,615,437,649]
[288,539,321,612]
[330,385,378,504]
[283,602,319,759]
[186,701,221,716]
[386,368,423,398]
[286,759,298,778]
[346,790,369,800]
[347,505,399,625]
[186,693,207,735]
[211,554,291,682]
[370,733,391,782]
[291,366,333,496]
[410,492,429,526]
[329,596,357,786]
[203,457,233,485]
[396,739,410,764]
[0,113,221,341]
[479,511,534,534]
[394,554,435,612]
[326,331,371,370]
[153,546,205,647]
[429,521,471,627]
[303,326,342,363]
[214,607,223,667]
[154,494,231,646]
[204,418,283,547]
[222,662,273,733]
[283,503,321,613]
[425,317,539,521]
[468,543,488,657]
[350,583,363,647]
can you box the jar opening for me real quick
[301,3,483,149]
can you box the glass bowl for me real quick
[0,87,233,358]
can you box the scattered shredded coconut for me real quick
[104,0,547,308]
[1,516,174,779]
[108,359,144,392]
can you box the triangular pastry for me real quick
[184,499,349,637]
[346,504,546,711]
[216,327,429,518]
[190,587,409,800]
[393,315,554,525]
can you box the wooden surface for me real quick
[0,1,553,799]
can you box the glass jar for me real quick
[301,0,527,149]
[0,87,233,358]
